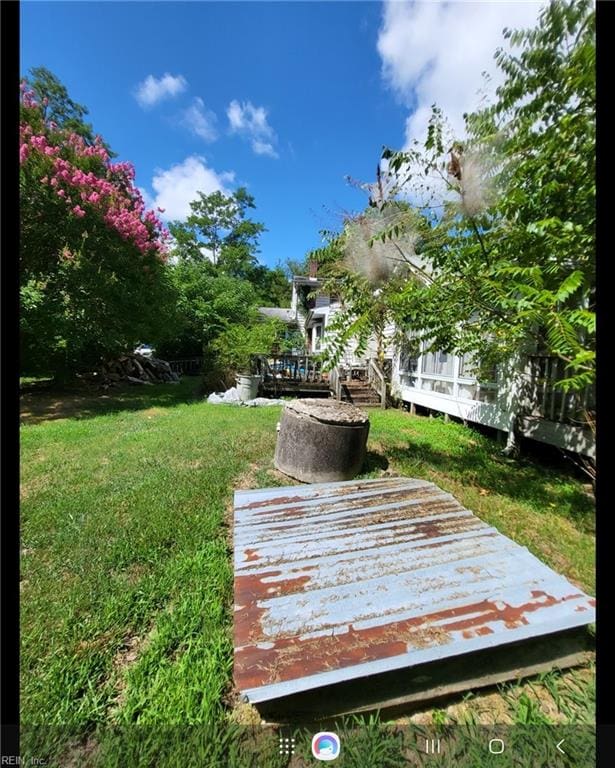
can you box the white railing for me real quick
[528,356,595,425]
[367,358,387,409]
[329,366,342,401]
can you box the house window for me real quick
[420,378,454,395]
[459,352,498,383]
[399,343,419,375]
[421,350,454,377]
[458,383,478,400]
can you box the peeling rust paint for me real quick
[233,477,596,703]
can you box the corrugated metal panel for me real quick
[233,477,595,704]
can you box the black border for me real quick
[1,0,22,760]
[595,0,614,765]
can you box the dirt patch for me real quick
[76,631,116,656]
[20,474,50,501]
[234,463,262,492]
[183,459,204,469]
[121,562,151,586]
[107,628,156,713]
[228,700,263,726]
[20,391,104,425]
[394,660,595,725]
[140,407,164,419]
[61,734,100,768]
[447,689,515,724]
[265,467,299,486]
[113,635,144,670]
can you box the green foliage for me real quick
[280,328,307,354]
[156,262,259,359]
[251,264,292,307]
[169,187,265,273]
[19,73,176,378]
[25,66,115,155]
[211,318,288,373]
[20,237,178,378]
[318,0,595,392]
[163,189,291,361]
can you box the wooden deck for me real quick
[261,380,330,398]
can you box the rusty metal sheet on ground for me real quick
[233,477,595,704]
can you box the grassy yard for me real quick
[20,378,595,766]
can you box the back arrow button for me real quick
[556,739,566,754]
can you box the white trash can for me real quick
[236,374,261,401]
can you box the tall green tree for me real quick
[169,187,265,272]
[20,75,175,377]
[163,188,290,359]
[156,261,259,359]
[317,0,595,393]
[25,66,115,155]
[251,264,292,307]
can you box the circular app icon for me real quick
[311,731,340,761]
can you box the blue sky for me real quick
[20,1,544,270]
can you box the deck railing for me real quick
[527,355,595,425]
[168,357,203,375]
[253,353,326,384]
[329,366,342,401]
[367,358,388,409]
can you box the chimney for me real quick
[308,259,318,277]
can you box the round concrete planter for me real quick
[274,399,370,483]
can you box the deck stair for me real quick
[339,379,382,406]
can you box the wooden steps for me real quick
[340,380,382,406]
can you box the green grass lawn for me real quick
[20,378,595,766]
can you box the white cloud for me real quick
[147,156,235,221]
[377,0,546,148]
[135,73,188,108]
[252,140,278,158]
[227,99,279,158]
[181,97,218,142]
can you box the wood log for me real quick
[100,353,177,385]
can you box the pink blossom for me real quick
[20,87,168,261]
[30,135,48,150]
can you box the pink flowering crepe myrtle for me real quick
[20,83,170,260]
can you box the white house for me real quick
[282,273,595,460]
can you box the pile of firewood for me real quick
[97,354,181,386]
